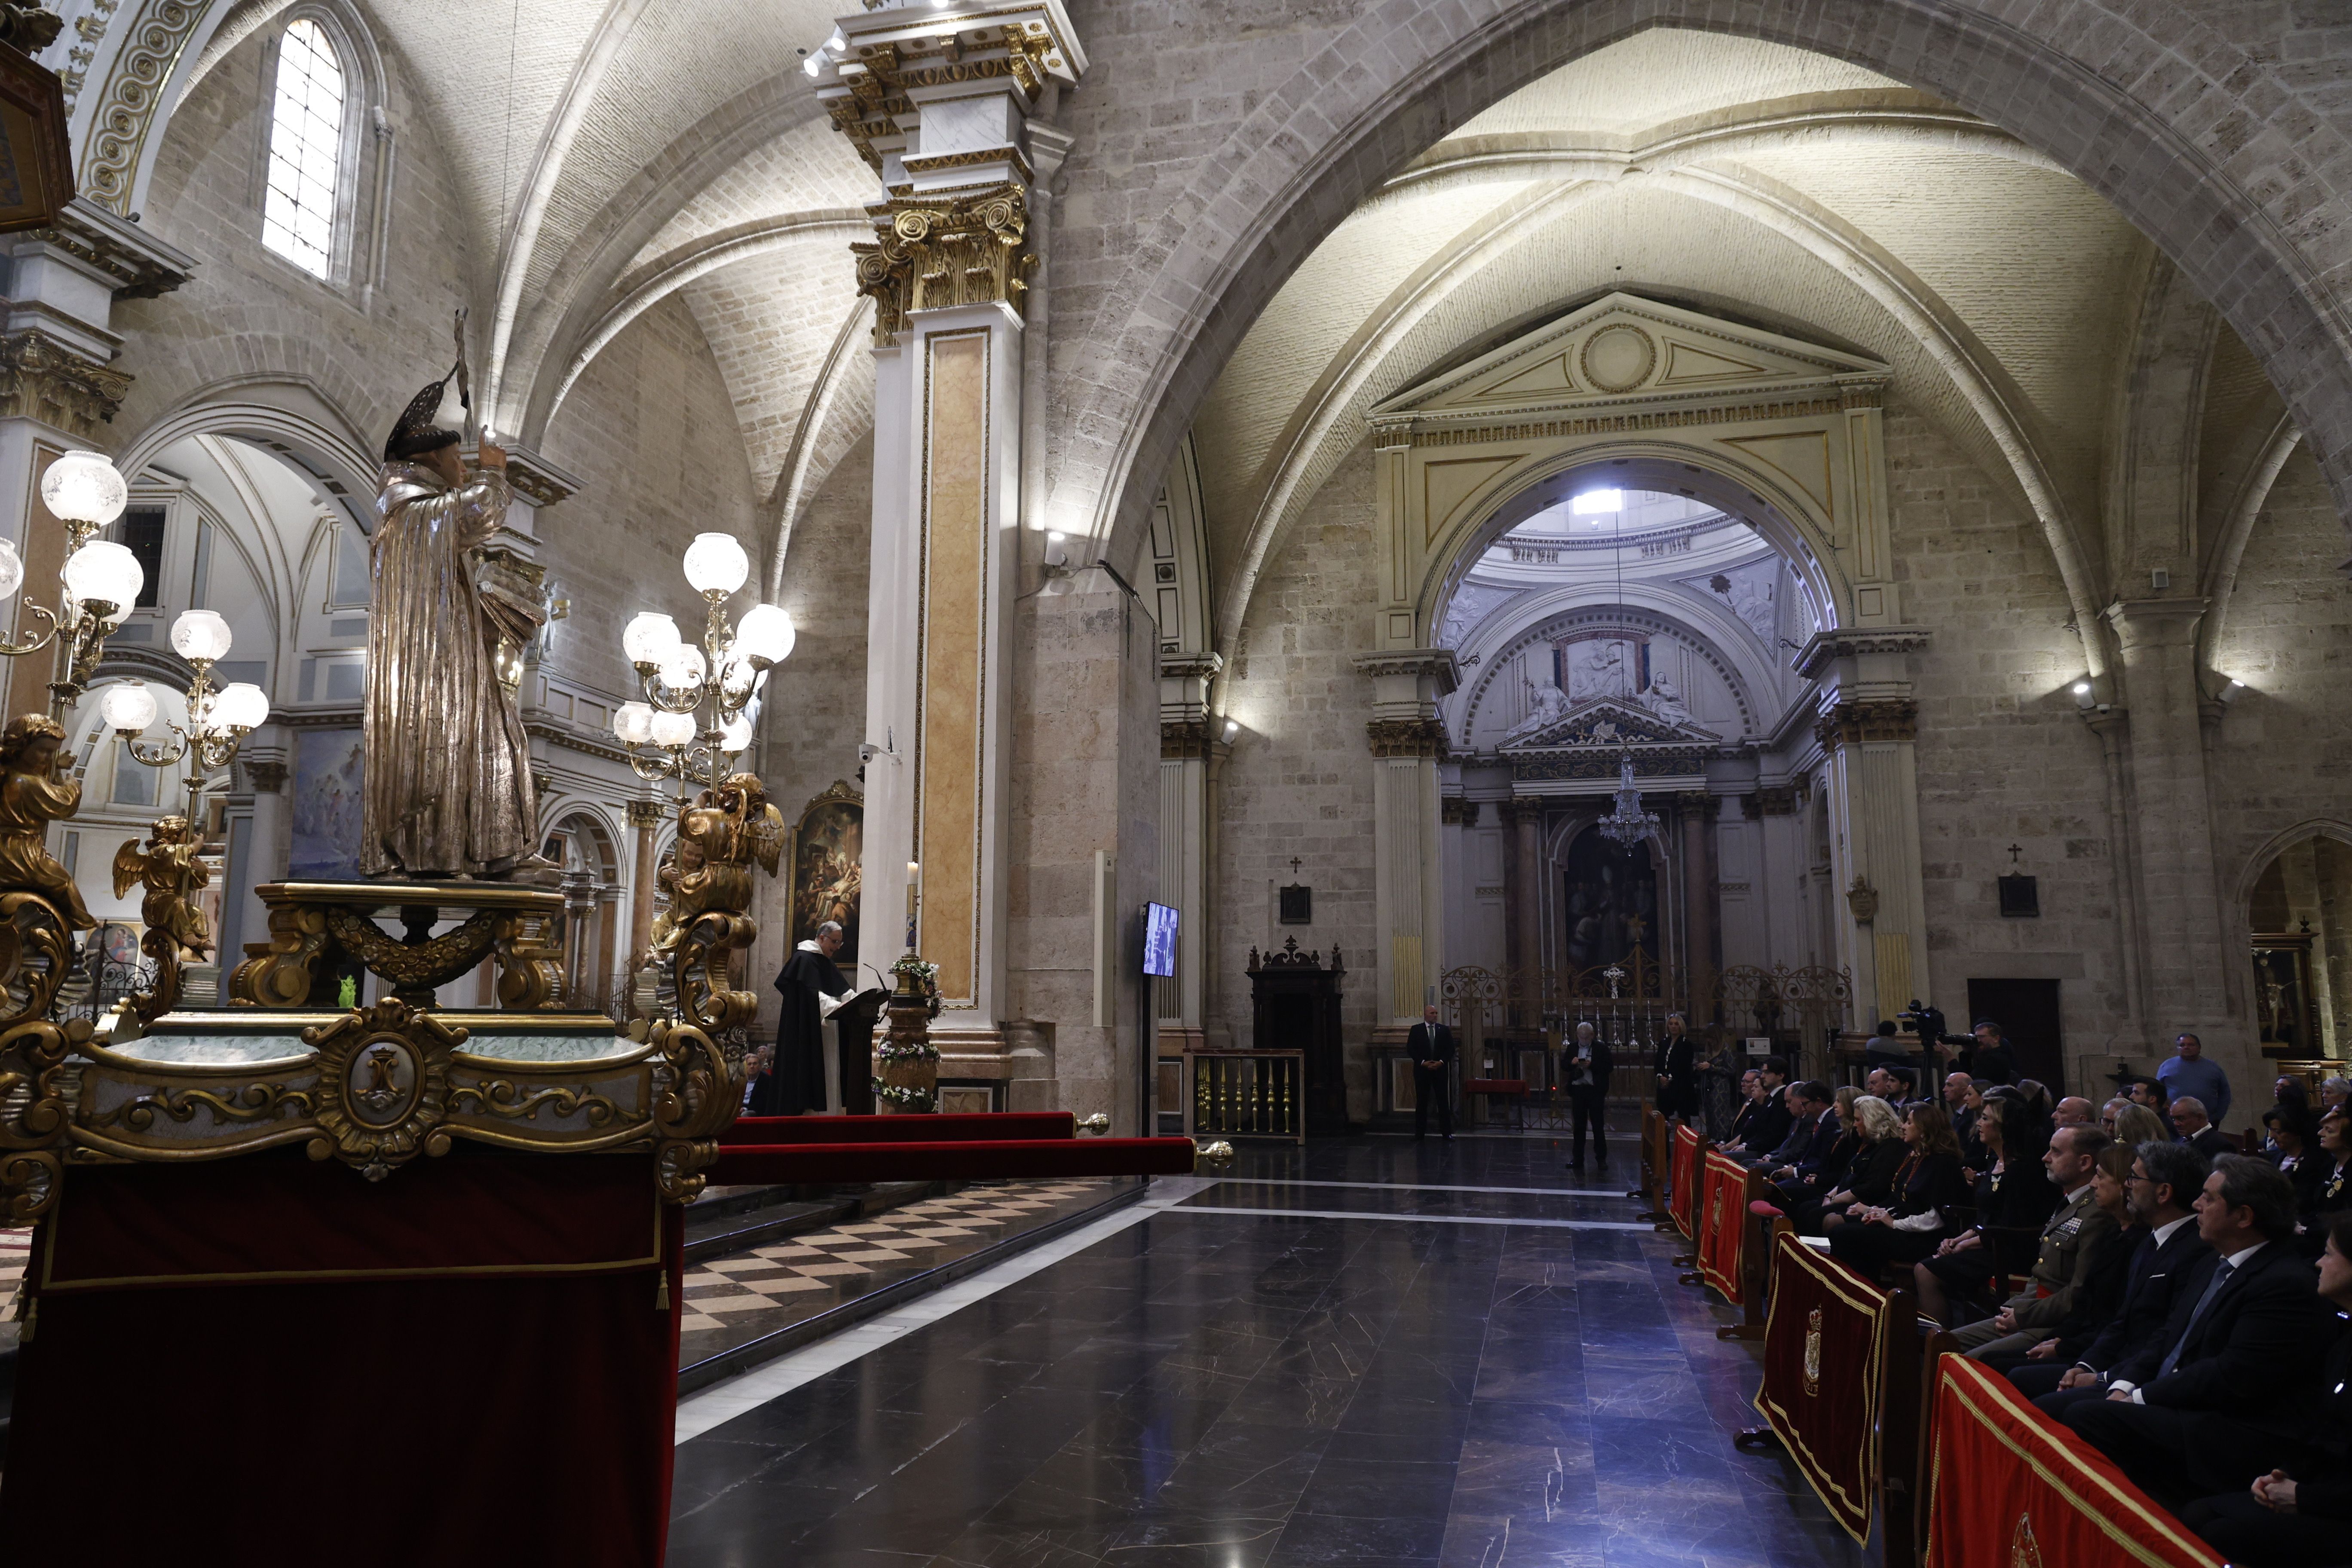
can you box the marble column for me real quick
[1355,650,1457,1041]
[818,3,1084,1049]
[625,796,663,966]
[1503,797,1543,1029]
[1799,628,1932,1030]
[1156,649,1223,1051]
[1677,792,1719,1028]
[2106,598,2237,1058]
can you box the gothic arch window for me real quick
[260,15,361,282]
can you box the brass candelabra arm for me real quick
[627,747,682,785]
[0,601,61,659]
[122,724,191,770]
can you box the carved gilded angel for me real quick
[0,715,94,931]
[111,815,212,960]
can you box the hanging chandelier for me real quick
[1596,748,1658,848]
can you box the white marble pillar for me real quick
[817,3,1085,1049]
[1156,652,1222,1052]
[1355,650,1457,1035]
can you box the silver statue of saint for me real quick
[362,315,548,882]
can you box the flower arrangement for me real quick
[870,1078,937,1112]
[891,953,942,1020]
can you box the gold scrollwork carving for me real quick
[230,901,330,1008]
[640,1016,743,1205]
[492,910,566,1011]
[323,905,505,1000]
[85,1081,316,1132]
[0,1013,91,1221]
[853,184,1032,347]
[447,1079,623,1126]
[0,891,73,1028]
[304,999,462,1182]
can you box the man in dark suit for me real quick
[1408,1004,1455,1141]
[1564,1021,1612,1171]
[2015,1139,2211,1402]
[1729,1057,1793,1158]
[1651,1011,1697,1123]
[1766,1082,1842,1203]
[2169,1097,2231,1159]
[2061,1155,2330,1505]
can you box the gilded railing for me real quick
[1182,1049,1304,1144]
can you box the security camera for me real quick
[858,742,879,763]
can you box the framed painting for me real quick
[289,727,365,879]
[790,780,862,973]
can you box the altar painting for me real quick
[790,784,862,970]
[289,728,365,878]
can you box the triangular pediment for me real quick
[1500,694,1719,751]
[1372,294,1887,428]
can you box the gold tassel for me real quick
[655,1269,670,1312]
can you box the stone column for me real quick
[1157,652,1222,1053]
[1504,797,1544,1028]
[625,797,664,966]
[1354,650,1456,1035]
[1800,628,1932,1031]
[818,5,1084,1050]
[2106,599,2238,1060]
[2320,839,2352,1058]
[1677,792,1719,1028]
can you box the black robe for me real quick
[753,943,848,1116]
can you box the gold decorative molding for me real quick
[1366,717,1447,759]
[625,797,668,829]
[241,757,287,793]
[1162,718,1214,760]
[1814,698,1919,747]
[0,328,132,436]
[1510,744,1713,782]
[822,20,1065,173]
[306,1000,461,1181]
[77,0,204,215]
[1393,395,1847,448]
[853,184,1032,347]
[27,202,194,299]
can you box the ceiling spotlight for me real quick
[1222,719,1239,742]
[802,52,823,76]
[2218,677,2246,704]
[2071,680,2094,710]
[825,29,845,49]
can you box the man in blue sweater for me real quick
[2157,1033,2232,1133]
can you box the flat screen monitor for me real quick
[1142,901,1179,978]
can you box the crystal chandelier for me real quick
[1596,749,1658,848]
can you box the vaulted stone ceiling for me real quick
[1185,28,2287,656]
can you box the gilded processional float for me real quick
[0,333,1192,1565]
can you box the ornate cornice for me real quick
[1744,784,1801,817]
[241,758,287,794]
[854,183,1030,347]
[1791,625,1931,679]
[816,9,1081,175]
[1814,698,1919,747]
[28,197,195,299]
[497,444,584,509]
[1367,717,1447,759]
[625,798,668,829]
[1496,796,1541,827]
[77,0,204,215]
[1350,646,1460,695]
[0,328,131,435]
[1159,650,1224,681]
[1375,393,1848,449]
[1162,717,1216,760]
[1440,797,1482,828]
[1509,744,1712,783]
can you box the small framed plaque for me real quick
[1278,883,1312,925]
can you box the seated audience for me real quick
[1807,1094,1905,1234]
[1768,1084,1856,1207]
[1726,1058,1793,1158]
[2171,1096,2232,1158]
[2300,1107,2352,1252]
[1913,1096,2059,1326]
[2266,1105,2324,1215]
[1725,1068,1766,1146]
[2102,1098,2130,1138]
[2130,1075,2173,1124]
[2004,1142,2138,1378]
[2014,1139,2211,1405]
[2178,1210,2352,1568]
[1825,1103,1969,1274]
[1945,1125,2117,1367]
[2052,1096,2095,1129]
[2114,1102,2173,1155]
[1746,1077,1830,1173]
[2014,1078,2055,1125]
[2061,1156,2331,1507]
[2322,1077,2351,1116]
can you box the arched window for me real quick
[261,18,347,278]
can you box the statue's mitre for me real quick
[384,360,467,462]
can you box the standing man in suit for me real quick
[2062,1155,2330,1505]
[1565,1020,1612,1172]
[1409,1004,1455,1141]
[2015,1139,2212,1403]
[1652,1011,1698,1123]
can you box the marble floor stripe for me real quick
[666,1141,1861,1568]
[1213,1178,1646,1200]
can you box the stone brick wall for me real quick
[1210,444,1383,1118]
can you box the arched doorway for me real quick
[2242,830,2352,1060]
[544,811,623,1013]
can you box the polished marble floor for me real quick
[667,1135,1865,1568]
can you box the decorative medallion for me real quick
[304,999,461,1181]
[1802,1307,1823,1396]
[1579,324,1656,393]
[2009,1513,2042,1568]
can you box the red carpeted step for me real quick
[710,1137,1198,1184]
[719,1112,1076,1146]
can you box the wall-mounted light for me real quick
[2217,677,2246,705]
[1222,719,1239,743]
[1041,530,1073,584]
[2071,680,2094,710]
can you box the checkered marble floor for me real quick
[0,1225,27,1322]
[677,1181,1119,1363]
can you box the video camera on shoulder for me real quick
[1896,999,1968,1049]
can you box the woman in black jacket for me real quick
[1914,1095,2061,1326]
[1810,1093,1907,1235]
[1827,1104,1971,1276]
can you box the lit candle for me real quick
[906,861,920,915]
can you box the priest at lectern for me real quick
[754,920,851,1115]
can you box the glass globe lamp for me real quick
[170,609,234,665]
[40,451,129,528]
[62,540,143,616]
[622,612,682,668]
[212,683,270,732]
[0,537,23,603]
[682,533,750,597]
[648,709,696,748]
[612,702,656,745]
[658,646,706,692]
[734,603,795,667]
[718,712,753,752]
[98,682,158,733]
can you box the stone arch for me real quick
[1456,597,1764,744]
[112,377,382,533]
[1078,3,2352,582]
[2233,820,2352,909]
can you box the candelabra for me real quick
[610,532,794,794]
[98,608,272,1021]
[0,450,150,717]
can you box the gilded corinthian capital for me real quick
[854,185,1032,347]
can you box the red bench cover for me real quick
[720,1112,1076,1146]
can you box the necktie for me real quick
[2156,1259,2237,1380]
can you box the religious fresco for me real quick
[289,727,365,878]
[790,783,863,971]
